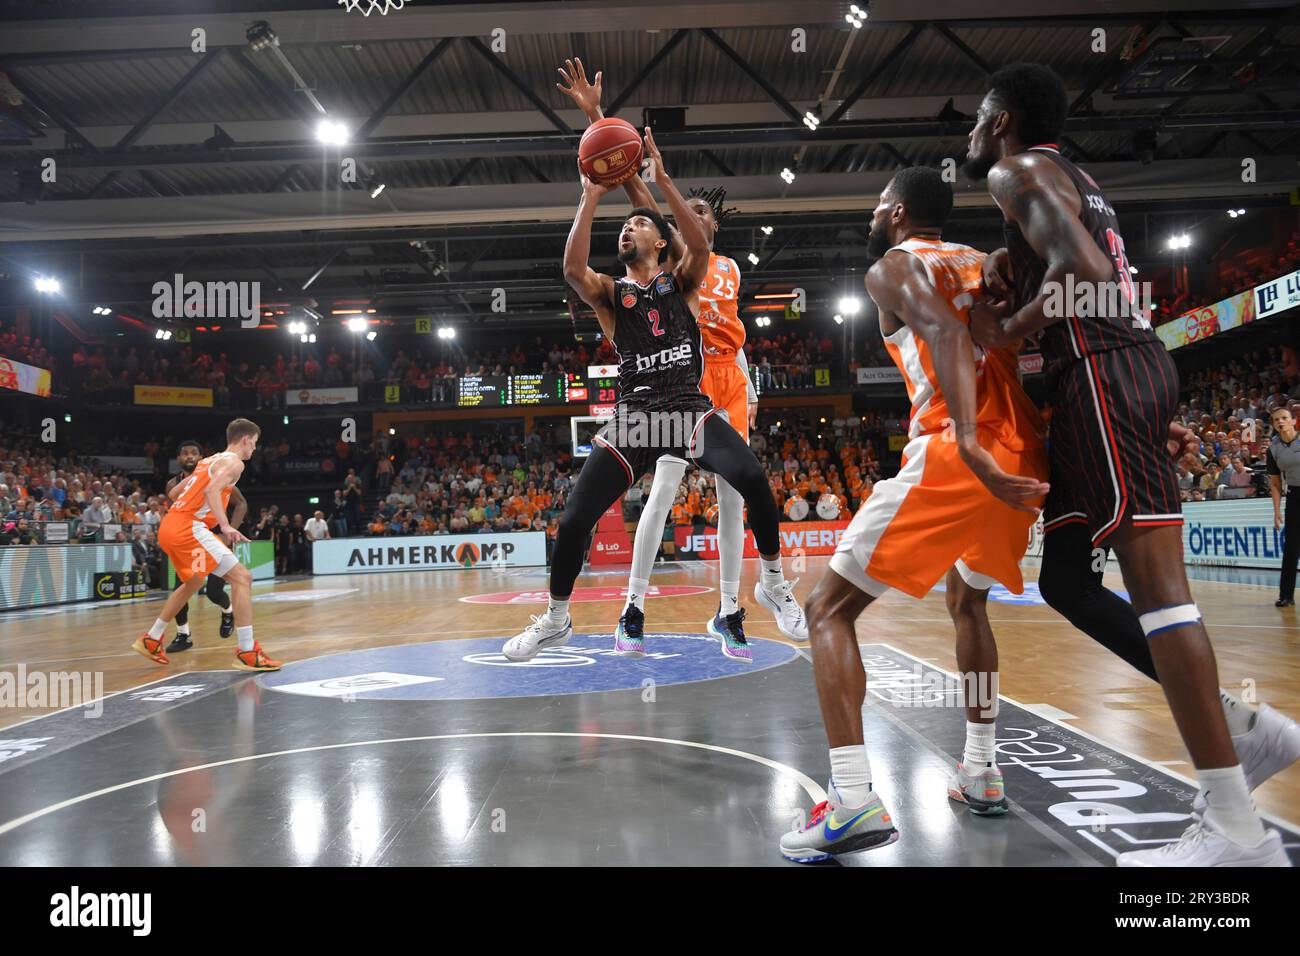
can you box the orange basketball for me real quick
[578,117,643,187]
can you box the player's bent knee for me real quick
[225,565,252,588]
[944,583,987,620]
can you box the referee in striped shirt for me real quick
[1267,404,1300,607]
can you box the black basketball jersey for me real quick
[610,270,710,412]
[1004,146,1159,382]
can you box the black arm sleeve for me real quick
[1267,448,1280,476]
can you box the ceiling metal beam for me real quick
[698,27,803,124]
[824,23,928,126]
[606,29,691,116]
[462,36,574,136]
[354,38,455,140]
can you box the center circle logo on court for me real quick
[260,632,796,701]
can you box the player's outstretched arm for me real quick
[556,57,685,263]
[563,166,617,340]
[973,154,1114,348]
[643,127,708,293]
[867,253,1048,513]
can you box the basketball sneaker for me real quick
[131,634,169,665]
[614,605,645,658]
[234,643,282,672]
[754,579,808,641]
[947,762,1009,816]
[1193,704,1300,811]
[165,632,193,654]
[780,785,899,862]
[1116,816,1289,867]
[220,611,235,639]
[707,607,752,663]
[502,614,572,662]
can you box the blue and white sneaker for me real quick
[614,604,646,657]
[707,607,753,663]
[754,578,808,641]
[502,614,572,662]
[780,785,899,862]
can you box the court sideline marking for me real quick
[0,731,826,839]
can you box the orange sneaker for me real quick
[234,642,282,672]
[131,634,170,665]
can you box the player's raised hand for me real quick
[958,441,1050,514]
[576,158,613,198]
[556,58,602,119]
[643,126,667,178]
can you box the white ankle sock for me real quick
[176,623,190,637]
[962,720,997,768]
[720,582,740,615]
[829,745,873,807]
[1199,765,1266,845]
[760,557,784,590]
[235,625,254,653]
[1220,690,1257,736]
[148,619,167,640]
[546,597,570,624]
[624,578,649,613]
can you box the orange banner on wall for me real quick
[675,519,851,559]
[133,385,213,407]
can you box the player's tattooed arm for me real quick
[564,164,618,341]
[972,154,1114,348]
[867,252,1048,512]
[643,127,708,303]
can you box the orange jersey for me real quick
[168,452,236,527]
[879,238,1045,451]
[698,252,745,356]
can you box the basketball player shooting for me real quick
[964,62,1298,867]
[132,418,281,672]
[557,58,806,656]
[163,439,240,653]
[501,126,798,664]
[780,167,1051,862]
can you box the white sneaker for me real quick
[1193,703,1300,811]
[1116,816,1290,867]
[754,578,808,642]
[502,614,572,662]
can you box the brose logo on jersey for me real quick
[635,341,693,372]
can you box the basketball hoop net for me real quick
[338,0,406,15]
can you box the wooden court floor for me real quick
[3,555,1297,822]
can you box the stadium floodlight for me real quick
[34,276,60,294]
[316,119,349,146]
[803,112,820,131]
[366,330,378,341]
[838,296,862,314]
[438,326,456,340]
[747,252,760,265]
[1166,233,1192,250]
[834,314,844,325]
[780,167,796,184]
[761,225,773,235]
[346,317,368,333]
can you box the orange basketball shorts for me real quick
[700,357,749,444]
[831,430,1048,598]
[159,514,238,582]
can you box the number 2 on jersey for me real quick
[646,308,664,337]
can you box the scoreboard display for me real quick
[455,373,617,407]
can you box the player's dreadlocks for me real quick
[686,185,739,228]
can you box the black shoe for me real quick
[165,633,193,653]
[1276,598,1294,608]
[220,611,235,638]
